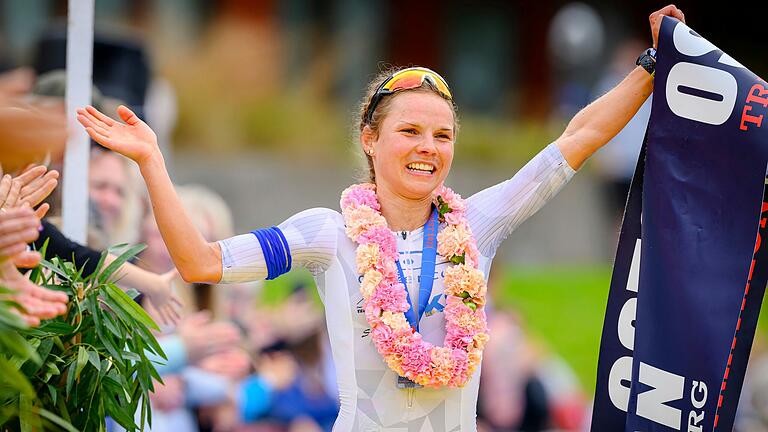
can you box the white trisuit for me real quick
[218,144,575,431]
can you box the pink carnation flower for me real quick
[433,185,466,214]
[437,223,473,259]
[400,341,434,379]
[358,226,398,261]
[340,184,379,211]
[368,282,410,313]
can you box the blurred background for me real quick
[2,1,767,431]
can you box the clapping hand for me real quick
[0,207,67,326]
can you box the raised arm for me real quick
[555,5,685,170]
[77,105,222,283]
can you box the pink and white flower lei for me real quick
[340,183,490,388]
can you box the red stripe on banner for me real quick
[713,193,768,430]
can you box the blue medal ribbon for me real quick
[396,207,439,332]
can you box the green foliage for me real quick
[0,243,165,431]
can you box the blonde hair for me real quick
[356,66,459,183]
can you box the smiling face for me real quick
[362,90,456,200]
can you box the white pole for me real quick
[62,0,95,244]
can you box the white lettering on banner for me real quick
[609,240,642,412]
[672,22,745,69]
[637,362,685,429]
[672,23,719,57]
[666,20,743,125]
[609,356,633,411]
[691,381,708,409]
[666,63,738,125]
[618,298,637,351]
[688,381,708,432]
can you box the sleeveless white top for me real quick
[218,144,575,431]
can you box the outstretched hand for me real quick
[76,105,159,165]
[142,269,183,326]
[1,261,68,326]
[650,5,686,49]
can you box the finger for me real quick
[185,310,212,326]
[28,283,68,303]
[77,114,110,136]
[83,105,116,127]
[5,179,21,208]
[169,300,182,322]
[155,307,169,326]
[117,105,142,126]
[21,178,58,208]
[84,127,121,151]
[12,250,41,268]
[13,165,47,187]
[0,175,11,207]
[0,206,36,224]
[1,242,28,258]
[143,299,161,323]
[0,227,40,249]
[0,215,39,239]
[657,4,678,16]
[34,203,50,220]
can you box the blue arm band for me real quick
[250,227,292,280]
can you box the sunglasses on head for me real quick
[363,67,453,125]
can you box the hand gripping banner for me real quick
[591,17,768,432]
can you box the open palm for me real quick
[76,105,159,164]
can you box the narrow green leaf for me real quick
[103,283,158,330]
[120,351,141,362]
[34,321,76,335]
[37,408,78,432]
[18,393,37,432]
[88,349,100,369]
[47,383,57,406]
[102,390,137,430]
[88,299,122,364]
[37,258,71,281]
[65,361,77,396]
[98,244,146,284]
[75,346,88,378]
[0,357,35,397]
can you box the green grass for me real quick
[494,266,612,393]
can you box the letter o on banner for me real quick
[666,62,737,125]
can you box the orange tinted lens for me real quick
[384,71,427,92]
[383,70,452,99]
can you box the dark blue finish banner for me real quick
[592,17,768,432]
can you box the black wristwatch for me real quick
[636,48,657,77]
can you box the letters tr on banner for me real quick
[591,17,768,432]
